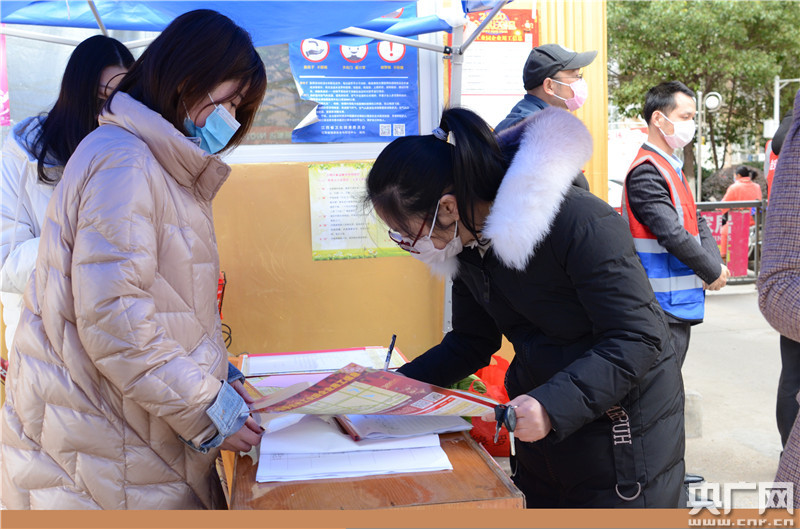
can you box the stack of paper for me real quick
[256,416,453,482]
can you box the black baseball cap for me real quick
[523,43,598,90]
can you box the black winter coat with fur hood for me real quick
[398,107,685,507]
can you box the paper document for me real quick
[261,416,441,453]
[336,414,472,441]
[251,363,497,417]
[256,446,452,482]
[242,347,406,376]
[255,416,452,483]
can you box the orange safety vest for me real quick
[622,146,705,322]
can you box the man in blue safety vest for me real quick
[622,80,731,495]
[622,80,730,368]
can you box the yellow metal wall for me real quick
[538,0,609,200]
[214,162,447,359]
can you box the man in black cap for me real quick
[495,43,597,132]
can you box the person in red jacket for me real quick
[719,167,763,259]
[722,166,763,208]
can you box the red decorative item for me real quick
[469,355,511,457]
[217,271,226,319]
[1,357,8,385]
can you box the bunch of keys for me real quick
[494,404,517,456]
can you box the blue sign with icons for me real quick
[288,17,420,143]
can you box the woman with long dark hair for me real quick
[1,10,267,509]
[1,34,133,353]
[366,107,685,507]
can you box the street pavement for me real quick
[683,282,783,508]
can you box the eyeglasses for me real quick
[387,212,430,254]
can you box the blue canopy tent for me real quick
[0,0,511,105]
[0,1,448,47]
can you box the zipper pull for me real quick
[482,270,491,303]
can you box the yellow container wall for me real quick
[214,162,447,360]
[538,0,609,201]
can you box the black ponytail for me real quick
[366,107,506,240]
[438,108,506,239]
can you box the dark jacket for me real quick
[495,100,591,191]
[495,93,548,132]
[625,145,722,322]
[399,108,684,507]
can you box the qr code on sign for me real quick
[379,124,391,136]
[393,123,405,136]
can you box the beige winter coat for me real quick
[1,93,232,509]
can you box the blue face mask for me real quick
[184,93,241,154]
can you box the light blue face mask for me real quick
[184,93,241,154]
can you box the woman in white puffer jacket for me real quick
[1,35,133,351]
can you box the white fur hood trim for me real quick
[483,107,593,270]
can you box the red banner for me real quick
[701,210,750,277]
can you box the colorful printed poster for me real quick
[251,363,498,417]
[308,162,406,260]
[449,8,538,127]
[288,9,419,143]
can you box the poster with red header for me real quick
[445,9,538,127]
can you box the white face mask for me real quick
[658,112,696,150]
[410,199,463,269]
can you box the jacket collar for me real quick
[483,107,593,271]
[99,93,230,201]
[427,108,593,278]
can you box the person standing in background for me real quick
[758,92,800,452]
[1,35,134,353]
[495,43,597,132]
[718,166,762,260]
[495,43,596,190]
[622,81,730,368]
[721,166,762,214]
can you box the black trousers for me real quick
[667,319,692,368]
[777,335,800,447]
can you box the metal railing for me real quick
[696,200,766,285]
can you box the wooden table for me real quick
[229,431,525,510]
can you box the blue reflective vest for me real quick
[622,147,705,322]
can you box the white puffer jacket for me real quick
[0,116,57,351]
[1,93,232,509]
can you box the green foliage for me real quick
[608,1,800,169]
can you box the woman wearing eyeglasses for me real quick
[367,107,685,508]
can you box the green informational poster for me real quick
[308,162,407,260]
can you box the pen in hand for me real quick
[383,334,397,371]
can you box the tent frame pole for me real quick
[87,1,108,36]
